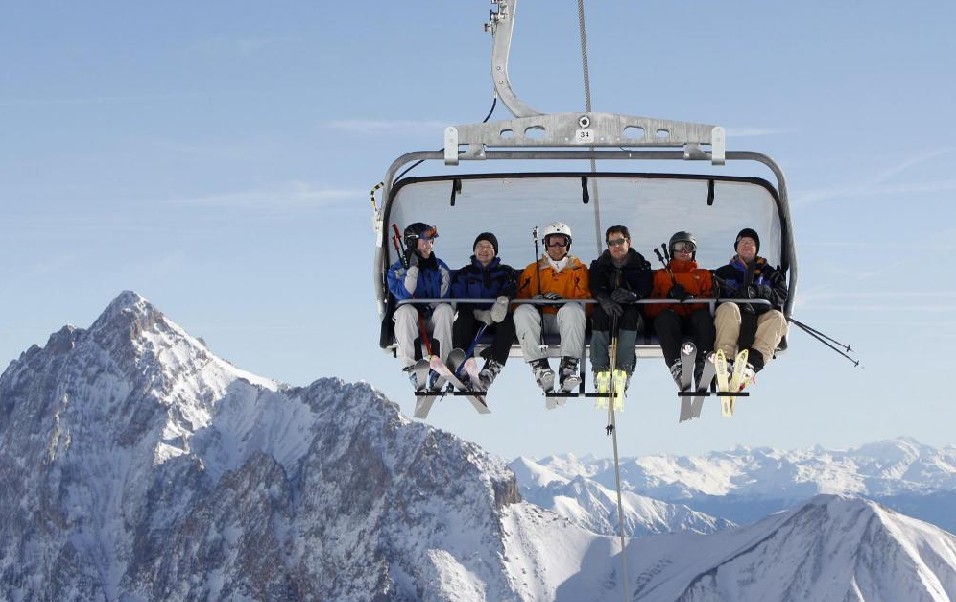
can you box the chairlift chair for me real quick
[370,0,797,364]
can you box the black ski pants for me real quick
[654,308,715,367]
[452,307,516,365]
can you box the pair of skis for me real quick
[412,348,490,419]
[594,369,627,412]
[676,345,753,420]
[713,348,752,417]
[677,342,716,422]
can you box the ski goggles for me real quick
[672,242,696,254]
[417,226,439,241]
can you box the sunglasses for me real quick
[607,238,628,247]
[548,241,568,248]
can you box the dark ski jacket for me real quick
[588,248,653,303]
[713,255,788,315]
[387,254,451,316]
[450,256,518,311]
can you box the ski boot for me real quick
[559,357,581,393]
[531,358,555,393]
[478,358,504,391]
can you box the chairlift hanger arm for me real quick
[486,0,541,118]
[477,1,725,167]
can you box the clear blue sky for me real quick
[3,1,955,459]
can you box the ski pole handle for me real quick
[392,224,409,269]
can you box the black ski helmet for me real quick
[669,231,697,259]
[403,222,438,251]
[734,228,760,254]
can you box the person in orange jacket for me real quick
[514,222,590,397]
[645,231,716,390]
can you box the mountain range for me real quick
[513,438,956,536]
[1,291,955,601]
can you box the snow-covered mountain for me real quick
[510,457,735,537]
[514,439,956,532]
[3,291,956,601]
[624,494,956,601]
[0,292,531,600]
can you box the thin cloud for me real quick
[323,119,451,135]
[795,179,956,206]
[806,305,956,312]
[796,290,956,313]
[152,140,274,162]
[1,92,216,107]
[170,181,361,208]
[795,147,956,206]
[724,127,790,138]
[180,36,279,58]
[872,147,956,184]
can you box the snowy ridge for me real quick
[497,493,956,601]
[627,494,956,601]
[511,457,735,537]
[514,439,956,530]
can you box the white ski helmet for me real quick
[541,222,572,251]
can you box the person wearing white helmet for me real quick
[514,222,590,398]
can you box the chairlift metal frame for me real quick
[371,0,797,359]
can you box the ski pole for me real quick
[654,244,684,299]
[788,318,860,367]
[532,225,546,350]
[391,224,409,270]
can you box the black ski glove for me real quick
[597,296,623,319]
[668,283,689,300]
[610,288,639,304]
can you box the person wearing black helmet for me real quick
[387,222,454,391]
[514,222,590,401]
[645,231,717,389]
[449,232,518,391]
[588,224,653,396]
[713,227,789,390]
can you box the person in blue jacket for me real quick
[713,227,789,390]
[387,222,453,391]
[450,232,517,391]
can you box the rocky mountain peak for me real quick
[0,292,526,601]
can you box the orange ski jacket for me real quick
[644,258,714,319]
[516,255,591,315]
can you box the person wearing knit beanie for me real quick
[473,232,498,257]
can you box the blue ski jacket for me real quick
[450,256,518,310]
[713,255,788,314]
[387,254,451,316]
